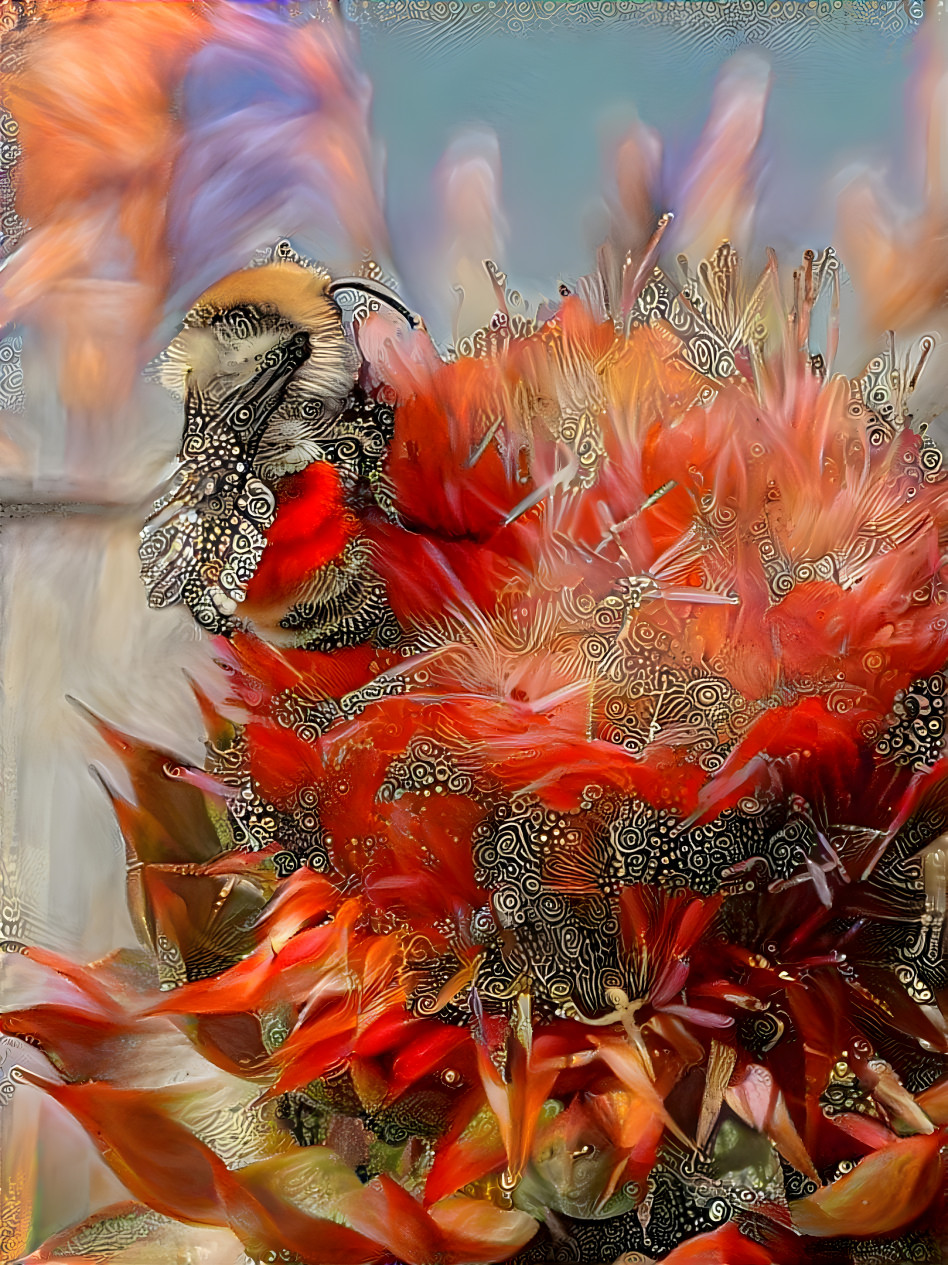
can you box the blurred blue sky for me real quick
[356,6,920,322]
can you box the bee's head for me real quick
[151,260,359,405]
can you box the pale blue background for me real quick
[355,5,920,331]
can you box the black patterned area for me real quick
[509,1154,721,1263]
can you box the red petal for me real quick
[391,1024,471,1093]
[790,1131,944,1237]
[13,1070,233,1226]
[342,1175,442,1265]
[429,1195,538,1264]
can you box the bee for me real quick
[140,250,413,648]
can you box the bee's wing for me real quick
[139,330,311,631]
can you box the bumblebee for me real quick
[140,250,412,648]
